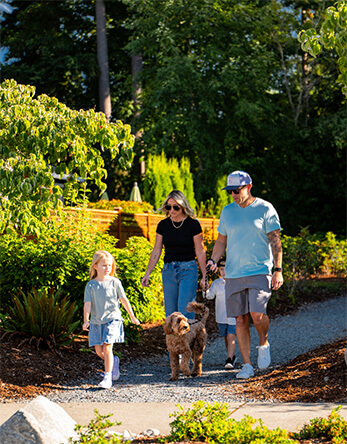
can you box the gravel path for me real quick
[47,295,346,404]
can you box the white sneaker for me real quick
[257,343,271,369]
[98,377,112,389]
[236,363,255,379]
[112,355,120,381]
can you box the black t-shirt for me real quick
[156,216,202,263]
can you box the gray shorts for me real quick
[89,319,125,347]
[225,275,272,317]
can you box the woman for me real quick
[141,190,207,319]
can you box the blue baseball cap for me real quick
[222,170,252,190]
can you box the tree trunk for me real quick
[132,53,145,174]
[96,0,111,121]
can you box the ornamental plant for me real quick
[290,406,347,444]
[88,199,154,213]
[0,79,134,237]
[165,401,295,443]
[3,287,79,349]
[69,410,122,444]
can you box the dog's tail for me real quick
[186,301,209,325]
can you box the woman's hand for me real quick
[141,274,150,287]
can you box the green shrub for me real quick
[320,232,347,276]
[2,287,79,349]
[281,227,347,301]
[166,401,295,443]
[0,211,164,325]
[69,409,122,444]
[290,406,346,444]
[88,199,154,213]
[0,210,116,310]
[115,236,165,323]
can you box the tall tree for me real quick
[96,0,111,120]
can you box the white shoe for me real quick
[98,377,112,389]
[236,363,254,379]
[257,343,271,369]
[112,355,120,381]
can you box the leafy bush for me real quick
[69,409,122,444]
[320,232,347,276]
[0,210,115,310]
[0,211,164,324]
[88,199,154,213]
[166,401,295,443]
[281,228,347,301]
[290,406,347,444]
[2,288,79,349]
[115,236,165,323]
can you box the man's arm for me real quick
[267,229,284,290]
[207,234,227,272]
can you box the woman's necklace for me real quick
[171,217,186,229]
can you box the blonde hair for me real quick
[159,190,195,218]
[89,250,116,280]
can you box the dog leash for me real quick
[202,259,217,301]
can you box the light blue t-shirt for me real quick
[218,198,281,278]
[84,277,125,324]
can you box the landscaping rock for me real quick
[0,395,77,444]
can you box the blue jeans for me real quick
[162,260,199,319]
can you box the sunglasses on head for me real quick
[165,204,180,211]
[227,185,247,195]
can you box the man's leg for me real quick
[251,311,271,369]
[250,312,269,346]
[235,313,251,365]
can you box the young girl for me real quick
[83,250,140,389]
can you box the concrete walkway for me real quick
[1,401,346,435]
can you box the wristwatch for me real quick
[274,267,282,272]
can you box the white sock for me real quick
[104,372,112,380]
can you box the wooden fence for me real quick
[65,208,219,248]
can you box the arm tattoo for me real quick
[267,229,282,263]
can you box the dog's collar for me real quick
[168,334,180,337]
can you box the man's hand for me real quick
[206,259,218,274]
[271,271,283,290]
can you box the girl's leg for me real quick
[103,343,114,373]
[177,261,198,319]
[94,344,114,373]
[162,263,179,317]
[94,344,104,360]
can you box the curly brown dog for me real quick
[163,301,209,381]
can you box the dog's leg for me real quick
[191,336,207,377]
[169,353,180,381]
[179,350,192,377]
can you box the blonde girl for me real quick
[83,250,140,389]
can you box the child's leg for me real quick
[94,344,104,360]
[94,343,114,373]
[226,333,236,358]
[103,343,114,373]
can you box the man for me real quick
[207,170,283,379]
